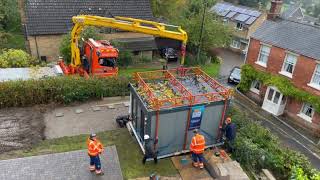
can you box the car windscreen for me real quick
[98,58,116,67]
[232,68,241,78]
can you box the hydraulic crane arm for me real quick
[71,15,188,67]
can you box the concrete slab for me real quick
[75,109,84,114]
[92,106,102,112]
[55,112,64,117]
[0,146,123,180]
[171,155,213,180]
[123,102,130,107]
[107,105,115,109]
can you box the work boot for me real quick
[95,169,104,176]
[199,163,204,169]
[192,162,199,168]
[89,165,95,172]
[96,172,104,176]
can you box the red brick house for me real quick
[244,0,320,135]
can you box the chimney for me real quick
[267,0,283,20]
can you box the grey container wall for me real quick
[129,85,230,157]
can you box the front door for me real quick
[262,86,286,116]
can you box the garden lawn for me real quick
[0,129,177,179]
[119,67,159,77]
[201,63,220,77]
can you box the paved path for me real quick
[233,92,320,170]
[45,97,129,139]
[218,50,244,78]
[0,146,123,180]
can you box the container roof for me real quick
[132,67,231,110]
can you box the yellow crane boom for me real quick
[71,15,188,67]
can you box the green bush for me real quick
[229,107,320,179]
[118,50,134,67]
[0,76,130,108]
[0,49,38,68]
[184,52,210,66]
[138,56,152,63]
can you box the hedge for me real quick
[229,107,320,180]
[0,76,130,108]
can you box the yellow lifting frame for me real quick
[70,15,188,67]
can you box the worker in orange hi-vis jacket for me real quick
[87,133,104,176]
[190,129,206,169]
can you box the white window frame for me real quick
[279,52,298,78]
[297,103,314,123]
[255,44,271,68]
[236,22,243,30]
[250,80,261,94]
[231,39,240,49]
[308,63,320,90]
[223,18,229,25]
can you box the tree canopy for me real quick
[151,0,232,53]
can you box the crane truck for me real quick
[58,15,188,78]
[0,16,188,82]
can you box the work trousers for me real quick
[226,139,235,153]
[191,152,204,163]
[89,155,101,170]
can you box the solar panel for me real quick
[245,16,257,25]
[220,10,230,17]
[251,11,261,17]
[226,11,237,18]
[234,13,250,22]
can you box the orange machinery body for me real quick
[83,39,119,77]
[59,39,119,78]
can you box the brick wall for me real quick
[285,98,320,136]
[27,32,153,62]
[246,38,320,134]
[246,38,320,97]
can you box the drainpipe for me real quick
[243,37,251,64]
[34,36,40,59]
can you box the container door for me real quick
[140,110,145,138]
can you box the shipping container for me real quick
[128,67,232,158]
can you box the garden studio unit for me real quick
[128,67,232,158]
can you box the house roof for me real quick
[252,19,320,60]
[281,5,319,25]
[25,0,154,36]
[210,2,262,25]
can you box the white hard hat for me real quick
[144,134,150,140]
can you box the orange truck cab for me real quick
[82,38,119,77]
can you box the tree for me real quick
[168,0,232,53]
[238,0,269,9]
[59,27,102,64]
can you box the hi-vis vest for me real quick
[87,138,103,156]
[190,134,205,154]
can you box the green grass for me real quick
[0,33,26,50]
[201,63,221,77]
[0,129,177,179]
[119,67,160,77]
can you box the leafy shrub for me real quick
[0,49,38,68]
[229,107,320,179]
[184,52,209,66]
[138,56,152,63]
[118,50,134,67]
[0,76,130,108]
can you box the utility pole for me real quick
[197,0,207,62]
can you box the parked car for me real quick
[228,67,241,84]
[160,48,178,61]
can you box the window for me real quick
[236,22,243,30]
[250,80,261,94]
[308,64,320,90]
[256,45,271,67]
[280,53,297,78]
[223,18,229,25]
[231,40,240,49]
[298,103,314,122]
